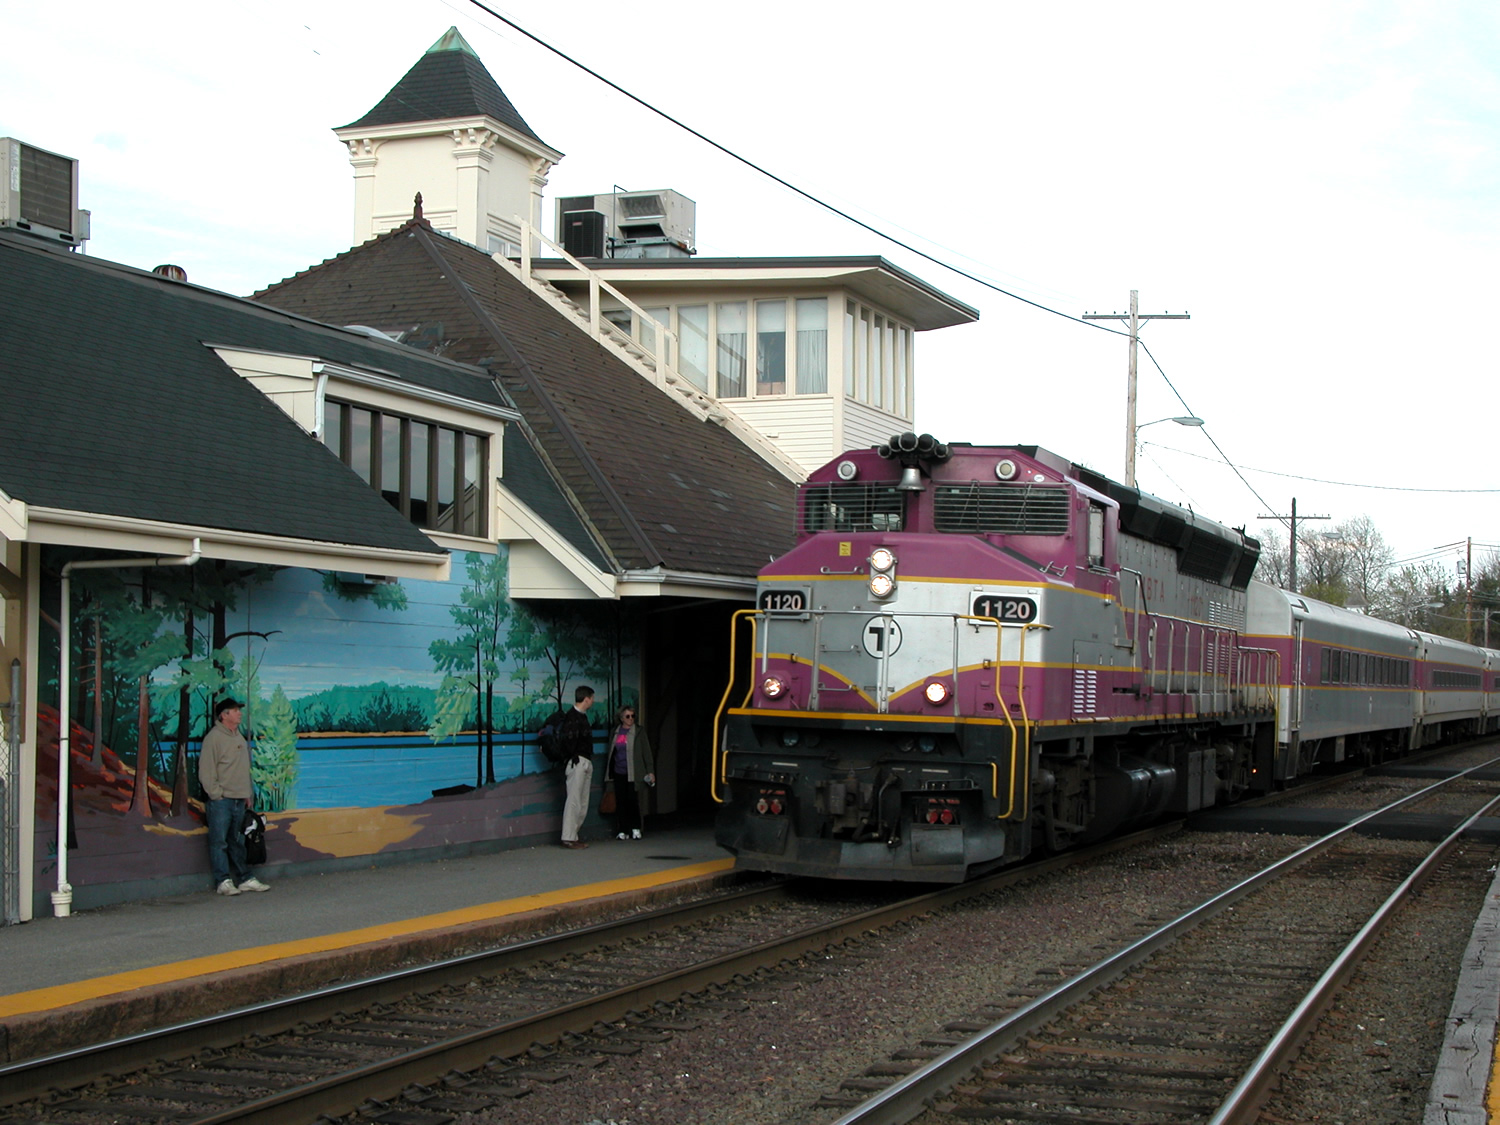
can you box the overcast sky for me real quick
[5,0,1496,572]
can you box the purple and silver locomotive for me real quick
[712,435,1275,881]
[712,434,1500,882]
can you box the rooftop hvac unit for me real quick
[560,210,607,258]
[0,138,90,246]
[553,188,695,257]
[613,189,694,253]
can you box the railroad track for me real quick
[0,837,1169,1125]
[3,749,1489,1125]
[821,754,1500,1125]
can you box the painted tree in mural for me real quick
[69,559,279,818]
[252,684,299,810]
[429,553,510,786]
[515,600,618,718]
[149,562,278,815]
[506,601,551,721]
[97,576,177,817]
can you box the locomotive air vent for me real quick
[933,484,1069,535]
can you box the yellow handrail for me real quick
[710,609,759,803]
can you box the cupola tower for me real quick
[334,27,563,254]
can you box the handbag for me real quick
[599,783,617,816]
[243,810,268,866]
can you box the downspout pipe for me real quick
[54,538,201,917]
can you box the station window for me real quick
[324,400,486,536]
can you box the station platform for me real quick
[0,824,736,1064]
[2,820,1499,1122]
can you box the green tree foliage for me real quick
[293,683,437,732]
[252,685,299,812]
[429,552,510,785]
[320,571,410,611]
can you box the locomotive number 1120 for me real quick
[972,594,1039,622]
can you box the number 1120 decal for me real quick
[972,594,1039,622]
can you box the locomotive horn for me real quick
[877,442,894,459]
[915,433,937,456]
[896,431,919,452]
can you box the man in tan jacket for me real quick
[199,698,270,896]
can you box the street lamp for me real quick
[1129,416,1203,487]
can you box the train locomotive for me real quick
[711,434,1500,882]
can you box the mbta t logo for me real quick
[862,616,904,658]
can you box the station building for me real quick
[0,28,975,920]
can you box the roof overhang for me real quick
[334,115,563,166]
[0,495,450,581]
[498,486,756,602]
[530,256,979,331]
[617,567,756,600]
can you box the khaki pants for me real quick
[562,757,593,842]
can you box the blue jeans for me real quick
[206,798,248,885]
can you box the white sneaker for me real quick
[238,877,271,892]
[216,879,241,896]
[617,832,628,840]
[631,829,642,840]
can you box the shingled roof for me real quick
[0,231,503,562]
[340,27,547,145]
[254,221,798,579]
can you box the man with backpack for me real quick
[556,685,595,849]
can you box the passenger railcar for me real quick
[712,435,1499,883]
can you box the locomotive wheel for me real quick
[1217,739,1252,802]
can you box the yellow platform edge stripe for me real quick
[0,858,735,1020]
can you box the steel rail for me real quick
[0,880,788,1104]
[182,830,1186,1125]
[1207,785,1500,1124]
[827,753,1500,1125]
[2,823,1183,1122]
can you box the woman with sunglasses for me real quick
[607,705,655,839]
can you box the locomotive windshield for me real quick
[800,482,904,532]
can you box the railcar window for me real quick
[932,483,1071,535]
[1433,669,1482,689]
[800,483,904,533]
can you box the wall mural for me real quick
[35,548,633,906]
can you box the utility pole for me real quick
[1466,536,1473,644]
[1257,498,1331,593]
[1084,290,1190,487]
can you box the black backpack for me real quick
[538,712,568,764]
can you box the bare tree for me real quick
[1377,562,1452,630]
[1253,525,1290,589]
[1332,516,1395,611]
[1298,532,1351,605]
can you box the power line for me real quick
[1139,441,1500,494]
[459,0,1414,543]
[460,0,1128,336]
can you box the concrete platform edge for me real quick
[1423,859,1500,1124]
[0,866,743,1066]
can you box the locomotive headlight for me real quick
[869,547,896,572]
[995,459,1018,481]
[869,573,895,599]
[762,675,787,699]
[836,459,858,480]
[923,681,951,705]
[780,729,800,748]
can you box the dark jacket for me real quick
[558,707,593,764]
